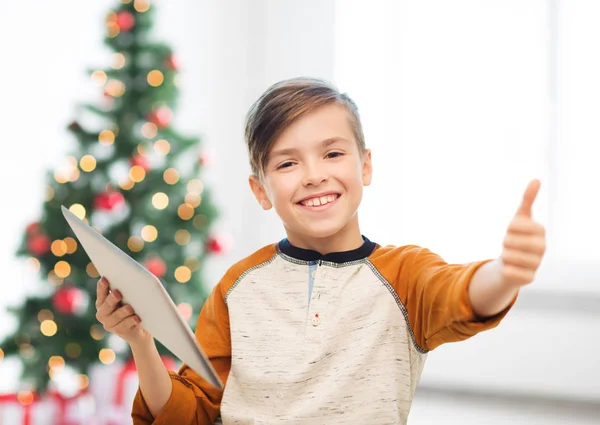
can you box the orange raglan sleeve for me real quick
[370,245,518,351]
[131,268,235,425]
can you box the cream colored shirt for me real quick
[132,237,515,425]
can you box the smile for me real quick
[297,194,341,210]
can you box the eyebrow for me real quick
[268,137,349,161]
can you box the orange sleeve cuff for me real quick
[131,372,197,425]
[426,259,518,350]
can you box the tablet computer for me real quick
[61,205,223,389]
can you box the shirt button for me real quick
[311,270,316,279]
[311,314,320,327]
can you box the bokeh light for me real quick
[69,204,86,219]
[134,0,151,13]
[99,348,116,364]
[174,229,191,245]
[80,155,97,172]
[141,225,158,242]
[51,240,67,257]
[37,309,54,322]
[187,179,204,195]
[141,122,158,139]
[99,130,116,145]
[105,80,126,97]
[86,262,99,278]
[91,70,107,86]
[112,53,126,69]
[127,236,144,252]
[48,356,65,370]
[163,168,179,185]
[90,325,105,340]
[78,374,89,390]
[177,203,194,220]
[120,179,135,190]
[129,165,146,182]
[185,193,201,207]
[152,192,169,210]
[54,261,71,278]
[41,320,58,337]
[174,266,191,283]
[64,237,78,254]
[154,139,170,155]
[147,70,164,87]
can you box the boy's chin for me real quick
[296,223,349,240]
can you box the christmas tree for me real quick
[0,0,227,393]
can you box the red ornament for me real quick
[206,235,232,254]
[166,54,179,70]
[199,151,213,166]
[52,286,86,315]
[116,11,135,31]
[130,154,150,171]
[145,257,166,278]
[94,191,125,211]
[27,234,51,256]
[147,107,172,128]
[26,222,41,236]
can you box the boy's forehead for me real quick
[269,104,355,152]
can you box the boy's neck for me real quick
[284,220,364,256]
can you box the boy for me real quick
[95,77,546,424]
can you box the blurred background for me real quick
[1,0,599,424]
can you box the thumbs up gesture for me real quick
[500,179,547,287]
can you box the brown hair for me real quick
[244,77,365,177]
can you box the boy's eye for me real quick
[326,152,344,159]
[277,161,294,170]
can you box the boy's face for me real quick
[249,104,372,247]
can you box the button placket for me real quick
[306,262,324,338]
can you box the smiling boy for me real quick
[95,77,546,424]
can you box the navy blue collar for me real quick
[278,236,376,263]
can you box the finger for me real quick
[96,277,110,309]
[503,234,546,255]
[102,304,135,330]
[516,179,541,218]
[507,216,545,236]
[109,314,141,336]
[96,289,123,319]
[501,249,542,269]
[501,264,536,285]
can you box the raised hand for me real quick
[500,179,547,287]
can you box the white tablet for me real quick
[61,205,223,389]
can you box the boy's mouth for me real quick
[297,193,341,208]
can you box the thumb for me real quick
[516,179,541,217]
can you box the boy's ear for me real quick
[249,175,273,210]
[362,149,373,186]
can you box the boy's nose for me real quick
[301,165,328,187]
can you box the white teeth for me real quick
[301,194,338,207]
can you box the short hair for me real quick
[244,77,365,177]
